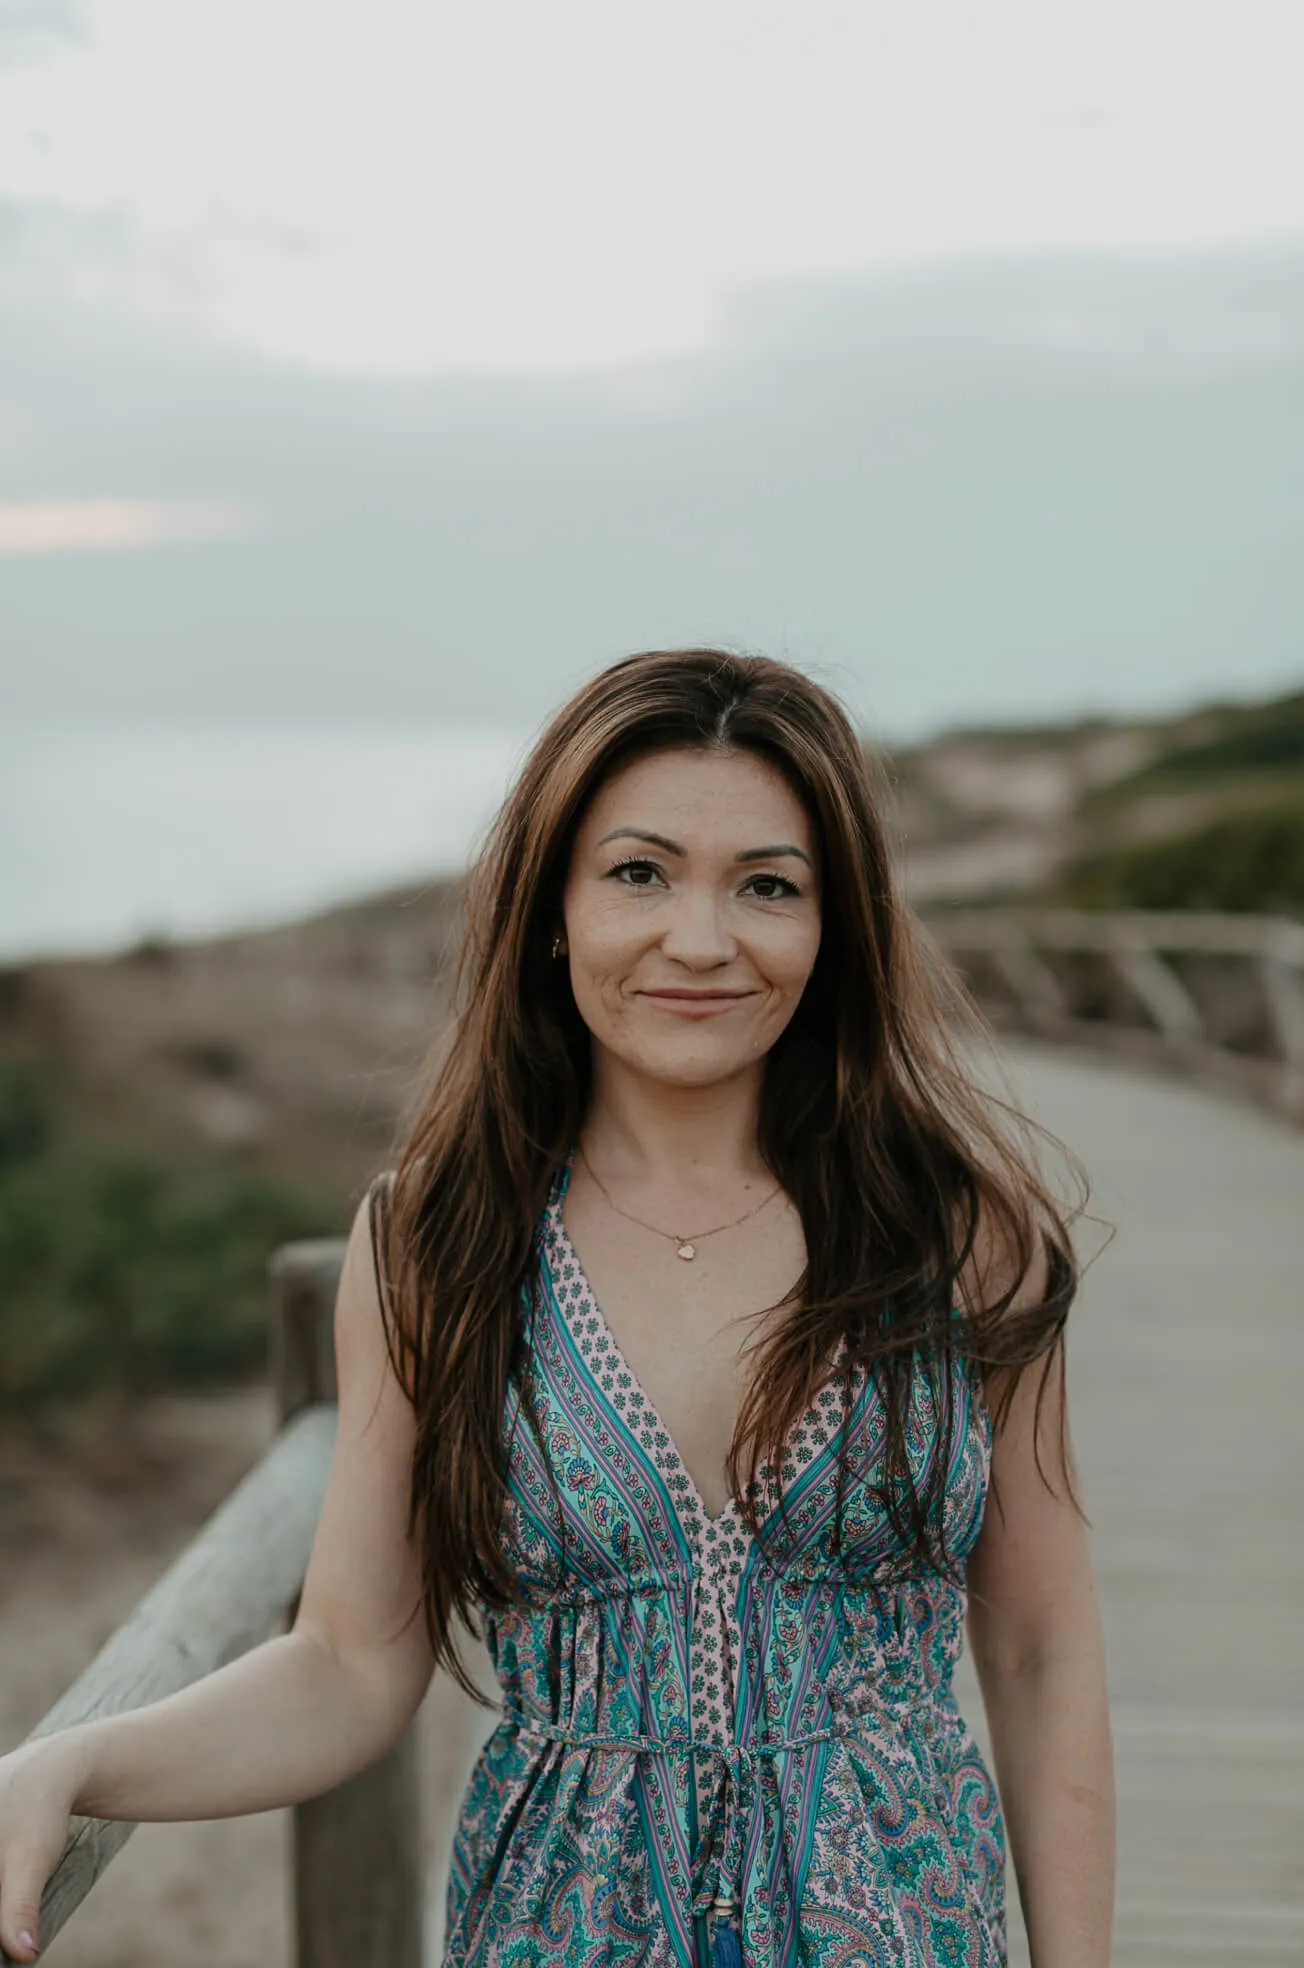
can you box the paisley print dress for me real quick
[444,1165,1006,1967]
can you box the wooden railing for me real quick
[929,907,1304,1125]
[0,1241,416,1968]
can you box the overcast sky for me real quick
[3,0,1303,739]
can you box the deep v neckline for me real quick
[545,1161,848,1549]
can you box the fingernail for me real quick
[18,1934,38,1955]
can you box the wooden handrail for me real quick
[3,1405,337,1963]
[933,907,1304,965]
[929,907,1304,1121]
[2,1237,424,1968]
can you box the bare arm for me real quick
[0,1191,435,1959]
[967,1338,1115,1965]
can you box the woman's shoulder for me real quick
[953,1189,1072,1333]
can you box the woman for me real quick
[0,650,1113,1966]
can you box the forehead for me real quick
[579,746,814,844]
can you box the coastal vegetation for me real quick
[1053,691,1304,915]
[0,1058,340,1409]
[1053,795,1304,914]
[1080,690,1304,804]
[892,682,1304,917]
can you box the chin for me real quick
[630,1041,761,1089]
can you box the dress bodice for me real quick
[444,1172,1007,1967]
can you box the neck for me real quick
[581,1049,768,1184]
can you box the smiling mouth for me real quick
[638,989,756,1017]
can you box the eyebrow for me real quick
[595,827,812,869]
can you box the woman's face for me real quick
[561,746,822,1090]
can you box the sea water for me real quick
[0,722,528,962]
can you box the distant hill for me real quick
[888,682,1304,916]
[1083,690,1304,800]
[1051,691,1304,915]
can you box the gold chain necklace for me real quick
[577,1145,783,1261]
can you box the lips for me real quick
[638,989,755,1017]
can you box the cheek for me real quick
[757,917,822,995]
[564,905,651,1030]
[567,896,648,974]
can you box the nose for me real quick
[658,884,737,968]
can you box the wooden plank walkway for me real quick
[958,1042,1304,1964]
[418,1042,1304,1963]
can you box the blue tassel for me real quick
[712,1916,743,1968]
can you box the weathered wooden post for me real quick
[271,1241,425,1968]
[1104,919,1205,1044]
[1260,925,1304,1119]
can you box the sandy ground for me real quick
[0,1388,498,1968]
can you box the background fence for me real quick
[930,908,1304,1125]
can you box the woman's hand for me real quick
[0,1732,88,1961]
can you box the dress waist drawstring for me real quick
[498,1710,865,1961]
[497,1710,868,1760]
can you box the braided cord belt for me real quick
[501,1711,860,1757]
[497,1708,885,1928]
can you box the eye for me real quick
[743,872,802,900]
[606,856,665,889]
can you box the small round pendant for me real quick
[676,1242,696,1261]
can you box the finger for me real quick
[0,1852,49,1962]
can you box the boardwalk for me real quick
[418,1040,1304,1965]
[957,1041,1304,1965]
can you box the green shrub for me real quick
[1098,692,1304,804]
[1054,800,1304,916]
[1160,694,1304,779]
[0,1074,342,1407]
[0,1060,57,1170]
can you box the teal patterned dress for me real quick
[444,1164,1006,1966]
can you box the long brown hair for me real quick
[376,649,1081,1698]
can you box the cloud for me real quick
[0,498,249,554]
[1,230,1302,741]
[4,1,1304,376]
[0,0,85,71]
